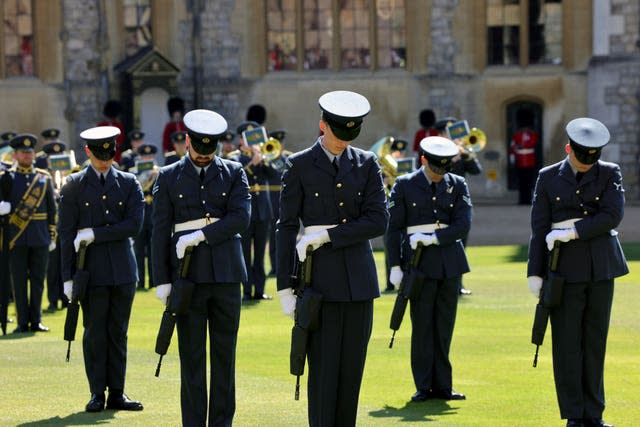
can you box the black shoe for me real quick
[45,305,57,313]
[267,270,276,277]
[567,420,585,427]
[383,286,396,293]
[584,419,613,427]
[13,325,29,334]
[30,323,50,332]
[410,389,432,402]
[106,393,143,411]
[253,294,273,300]
[432,389,466,400]
[85,393,105,412]
[459,288,472,296]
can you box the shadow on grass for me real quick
[0,331,36,340]
[369,400,459,422]
[17,410,116,426]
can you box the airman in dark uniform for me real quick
[0,131,16,332]
[527,118,628,427]
[34,128,61,169]
[119,130,145,172]
[219,130,237,158]
[152,109,250,426]
[387,135,472,403]
[2,134,56,333]
[236,121,279,300]
[276,90,388,426]
[58,126,144,413]
[40,140,69,312]
[164,131,187,166]
[266,129,290,277]
[133,143,159,289]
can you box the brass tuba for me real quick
[462,127,486,152]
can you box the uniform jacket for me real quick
[237,151,279,222]
[58,166,144,286]
[7,167,57,247]
[527,158,628,282]
[151,155,251,285]
[510,128,538,168]
[386,169,472,279]
[276,139,389,302]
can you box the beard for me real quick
[190,154,213,167]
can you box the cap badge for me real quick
[103,143,110,149]
[589,149,596,154]
[24,139,31,146]
[247,125,254,131]
[144,147,151,153]
[53,145,61,152]
[440,159,447,164]
[202,137,210,143]
[346,121,355,128]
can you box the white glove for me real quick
[0,201,10,215]
[73,228,95,252]
[278,288,297,319]
[409,232,438,250]
[545,227,577,251]
[63,280,73,301]
[49,241,56,252]
[296,230,330,262]
[389,266,403,288]
[528,276,543,298]
[176,230,205,259]
[156,283,172,305]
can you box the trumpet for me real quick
[462,127,486,153]
[261,137,282,163]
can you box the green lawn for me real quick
[1,244,638,426]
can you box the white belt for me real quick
[303,224,337,236]
[551,218,580,229]
[515,148,535,155]
[173,217,220,234]
[552,217,618,236]
[407,223,449,235]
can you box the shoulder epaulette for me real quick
[121,149,133,157]
[35,167,51,177]
[35,151,47,158]
[164,150,176,157]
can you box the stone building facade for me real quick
[0,0,638,200]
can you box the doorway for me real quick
[506,101,543,191]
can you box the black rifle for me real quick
[154,246,194,377]
[290,247,320,401]
[389,242,424,349]
[531,241,563,367]
[64,241,89,361]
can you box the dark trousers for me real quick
[241,219,270,298]
[551,280,614,420]
[307,300,373,427]
[177,282,241,427]
[410,277,459,393]
[517,167,537,205]
[9,245,48,328]
[268,218,277,275]
[47,238,66,308]
[81,283,135,394]
[134,223,153,288]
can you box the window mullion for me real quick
[520,0,529,67]
[369,0,376,71]
[296,0,304,72]
[332,0,340,71]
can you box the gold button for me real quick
[315,193,319,197]
[336,183,342,188]
[412,202,416,207]
[105,210,109,214]
[583,211,588,215]
[576,190,580,194]
[118,201,123,206]
[339,202,344,206]
[206,213,210,217]
[556,197,560,201]
[595,196,599,201]
[450,204,453,207]
[433,209,437,213]
[202,201,206,204]
[357,192,361,196]
[201,185,204,189]
[179,194,183,198]
[341,218,347,223]
[222,193,226,196]
[432,197,436,201]
[102,195,107,200]
[85,202,89,206]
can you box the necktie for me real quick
[332,157,339,173]
[200,168,206,182]
[100,174,106,186]
[575,172,584,183]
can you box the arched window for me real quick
[3,0,34,77]
[124,0,152,57]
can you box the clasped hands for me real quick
[409,232,438,250]
[296,229,330,262]
[545,227,577,251]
